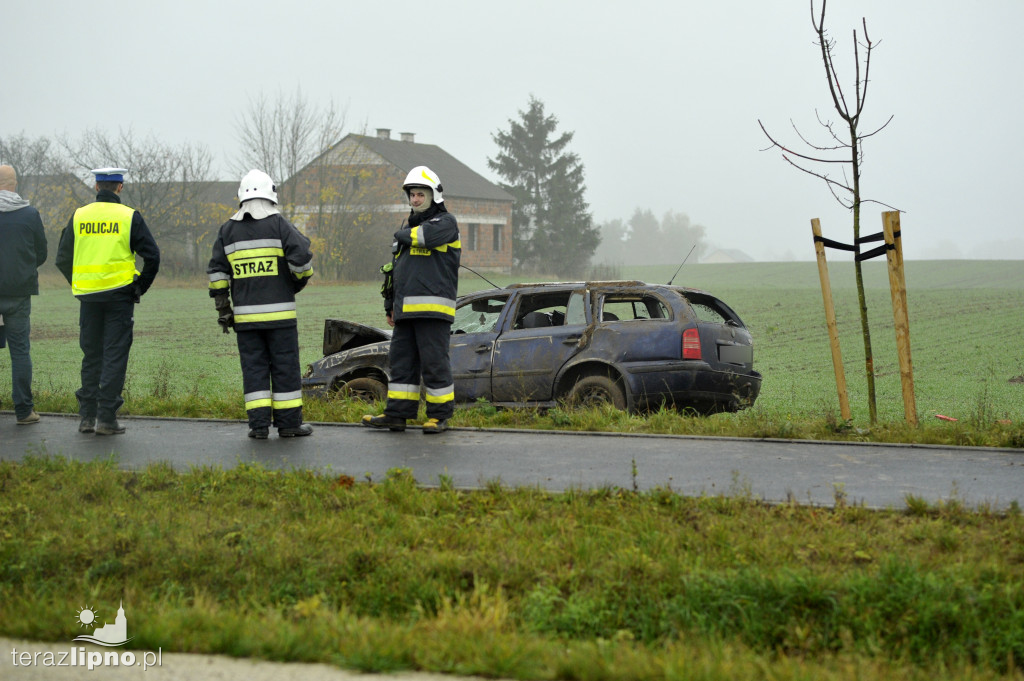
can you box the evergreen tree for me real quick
[488,96,599,277]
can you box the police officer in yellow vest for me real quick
[56,167,160,435]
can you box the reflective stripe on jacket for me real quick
[71,202,137,296]
[391,212,460,323]
[207,213,313,330]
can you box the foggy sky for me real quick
[5,0,1023,262]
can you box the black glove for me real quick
[132,282,142,304]
[218,310,234,334]
[214,293,234,334]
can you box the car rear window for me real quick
[685,293,737,325]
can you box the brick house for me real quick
[286,129,515,276]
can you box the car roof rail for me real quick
[505,280,651,290]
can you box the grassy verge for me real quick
[18,388,1024,449]
[1,457,1022,680]
[5,261,1022,446]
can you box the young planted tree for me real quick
[759,0,898,423]
[488,96,599,278]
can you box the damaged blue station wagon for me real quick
[302,281,761,413]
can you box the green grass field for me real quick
[1,457,1022,681]
[6,260,1022,441]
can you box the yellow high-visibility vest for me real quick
[71,202,137,296]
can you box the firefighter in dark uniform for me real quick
[208,169,314,439]
[362,166,460,434]
[56,167,161,435]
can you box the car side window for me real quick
[564,291,587,325]
[513,291,572,329]
[452,296,508,334]
[599,294,671,322]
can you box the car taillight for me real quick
[682,327,702,359]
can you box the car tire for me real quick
[339,377,387,402]
[566,374,627,411]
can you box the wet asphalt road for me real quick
[3,412,1023,510]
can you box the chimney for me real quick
[375,128,391,140]
[400,132,416,143]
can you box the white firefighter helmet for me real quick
[237,169,278,205]
[402,165,443,204]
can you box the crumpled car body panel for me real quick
[302,281,762,413]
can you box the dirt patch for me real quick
[1010,375,1024,384]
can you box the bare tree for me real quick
[287,136,397,281]
[233,88,347,209]
[59,128,220,273]
[758,0,898,423]
[0,133,90,246]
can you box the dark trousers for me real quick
[385,318,454,421]
[77,298,134,423]
[236,327,303,430]
[0,296,34,419]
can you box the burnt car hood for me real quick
[321,319,392,356]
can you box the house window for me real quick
[466,224,479,251]
[492,224,503,251]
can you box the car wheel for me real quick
[566,374,626,411]
[339,377,387,402]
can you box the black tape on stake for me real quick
[856,242,895,261]
[813,235,857,251]
[856,229,901,245]
[815,230,902,260]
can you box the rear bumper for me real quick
[621,361,762,410]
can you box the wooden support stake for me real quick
[882,211,917,427]
[811,218,852,421]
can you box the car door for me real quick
[591,289,679,363]
[449,293,509,402]
[490,289,588,403]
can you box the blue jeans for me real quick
[0,296,34,419]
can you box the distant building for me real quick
[286,129,515,275]
[702,248,755,264]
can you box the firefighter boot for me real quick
[279,423,313,438]
[362,414,407,432]
[422,418,448,434]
